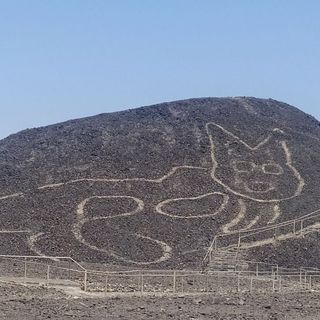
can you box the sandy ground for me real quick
[0,281,320,319]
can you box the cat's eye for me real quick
[233,161,255,172]
[262,163,284,175]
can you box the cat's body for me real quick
[0,122,305,266]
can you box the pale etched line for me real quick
[222,199,246,233]
[206,122,305,202]
[281,141,305,195]
[233,97,257,115]
[37,166,208,191]
[28,232,46,256]
[221,203,277,234]
[156,192,229,219]
[73,196,172,265]
[240,216,260,231]
[221,207,320,236]
[76,195,144,220]
[268,204,281,224]
[0,230,30,234]
[239,222,320,250]
[262,163,284,175]
[0,193,23,201]
[38,183,65,189]
[208,123,273,151]
[243,182,275,194]
[27,232,61,261]
[72,219,172,265]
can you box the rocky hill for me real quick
[1,97,320,269]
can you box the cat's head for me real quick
[206,123,305,202]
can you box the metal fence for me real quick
[0,255,86,289]
[203,209,320,267]
[1,255,320,294]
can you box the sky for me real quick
[0,0,320,138]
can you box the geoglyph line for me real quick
[222,199,246,233]
[206,122,305,202]
[156,192,229,219]
[37,166,208,190]
[72,218,172,265]
[0,121,310,265]
[76,195,144,220]
[238,222,320,250]
[221,199,260,233]
[0,166,207,201]
[209,123,274,151]
[0,230,30,234]
[281,141,305,195]
[27,232,61,261]
[268,204,281,224]
[73,196,173,265]
[0,193,23,201]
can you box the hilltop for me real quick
[0,97,320,269]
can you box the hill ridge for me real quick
[0,97,320,269]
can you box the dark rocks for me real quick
[0,97,319,269]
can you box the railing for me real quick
[1,255,320,294]
[203,208,320,267]
[0,255,87,290]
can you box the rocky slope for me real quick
[0,97,320,269]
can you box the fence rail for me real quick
[203,208,320,267]
[1,255,320,294]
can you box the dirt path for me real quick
[0,281,319,319]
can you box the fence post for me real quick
[24,257,27,283]
[274,226,277,238]
[206,274,209,292]
[105,275,109,293]
[46,265,50,286]
[309,276,312,291]
[293,220,296,234]
[256,263,259,277]
[304,271,307,288]
[300,220,304,234]
[173,271,176,293]
[140,273,144,294]
[279,276,282,292]
[181,275,184,293]
[237,232,241,249]
[250,277,253,293]
[83,270,87,292]
[300,269,302,284]
[237,272,240,292]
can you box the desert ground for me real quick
[0,280,319,320]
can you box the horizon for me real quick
[1,95,317,139]
[1,1,320,138]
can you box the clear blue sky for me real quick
[1,0,320,138]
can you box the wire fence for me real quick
[203,209,320,268]
[1,255,320,294]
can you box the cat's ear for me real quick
[265,130,291,163]
[206,123,241,147]
[206,122,286,151]
[262,128,288,153]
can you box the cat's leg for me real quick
[222,199,260,233]
[267,203,281,224]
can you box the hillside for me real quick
[1,97,320,269]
